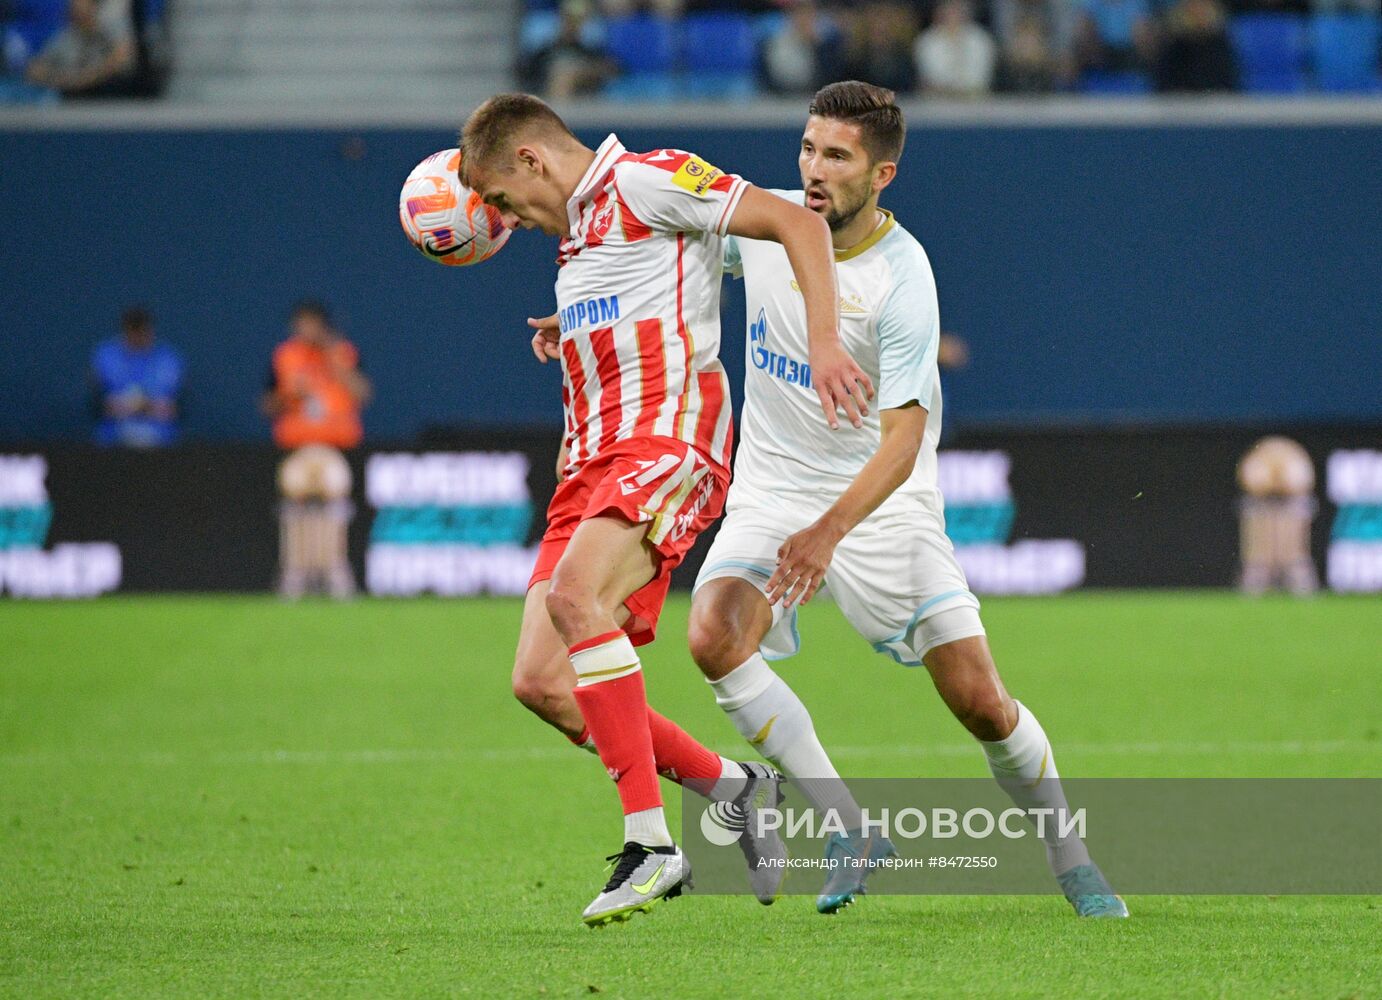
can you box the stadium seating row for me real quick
[2,0,165,75]
[520,8,1382,97]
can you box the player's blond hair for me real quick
[458,93,579,184]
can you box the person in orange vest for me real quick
[261,300,371,598]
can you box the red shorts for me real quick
[529,436,728,646]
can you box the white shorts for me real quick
[694,486,984,666]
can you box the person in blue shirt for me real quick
[1075,0,1158,73]
[90,305,183,447]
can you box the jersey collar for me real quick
[834,209,895,263]
[566,133,625,236]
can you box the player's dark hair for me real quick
[291,299,332,325]
[808,81,905,165]
[458,93,578,184]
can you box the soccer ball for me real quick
[398,148,510,267]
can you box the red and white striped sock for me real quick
[568,630,670,846]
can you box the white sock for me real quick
[705,755,749,803]
[624,806,673,848]
[980,700,1091,876]
[708,653,862,832]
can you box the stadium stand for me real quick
[508,1,1381,101]
[4,0,1379,104]
[1228,11,1310,92]
[167,0,514,105]
[1311,11,1382,91]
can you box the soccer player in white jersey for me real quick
[459,94,874,925]
[686,82,1128,918]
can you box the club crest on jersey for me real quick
[671,156,723,197]
[749,308,812,388]
[591,201,616,239]
[790,280,869,316]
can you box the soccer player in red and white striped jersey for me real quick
[460,94,873,925]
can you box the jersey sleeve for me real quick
[722,235,743,278]
[613,150,748,238]
[721,189,802,278]
[875,265,941,412]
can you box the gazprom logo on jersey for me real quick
[938,451,1084,595]
[750,309,811,388]
[558,294,620,334]
[365,452,538,597]
[0,455,121,598]
[1325,450,1382,592]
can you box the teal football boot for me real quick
[816,831,897,914]
[1057,862,1129,918]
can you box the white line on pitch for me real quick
[1,739,1376,767]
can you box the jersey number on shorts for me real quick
[617,454,684,496]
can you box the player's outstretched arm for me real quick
[766,402,927,607]
[726,187,874,430]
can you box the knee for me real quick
[544,574,594,640]
[688,609,755,680]
[947,682,1014,742]
[930,657,1014,742]
[511,661,572,720]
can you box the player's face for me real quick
[469,156,567,238]
[799,117,879,232]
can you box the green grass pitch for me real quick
[2,593,1379,998]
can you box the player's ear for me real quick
[515,145,542,175]
[873,161,898,194]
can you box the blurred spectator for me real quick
[997,11,1062,90]
[915,0,998,96]
[24,0,134,98]
[994,0,1080,52]
[1237,436,1319,595]
[600,0,686,14]
[1156,0,1238,91]
[262,301,369,454]
[993,0,1079,90]
[759,0,843,94]
[262,301,369,599]
[839,1,919,93]
[938,332,971,369]
[516,0,617,99]
[90,305,183,448]
[1074,0,1158,74]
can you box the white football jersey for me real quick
[724,190,944,520]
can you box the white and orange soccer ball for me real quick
[398,148,510,267]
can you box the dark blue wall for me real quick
[2,123,1379,442]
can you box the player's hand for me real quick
[766,518,845,608]
[809,341,874,430]
[528,314,561,363]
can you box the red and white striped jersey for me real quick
[554,134,743,477]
